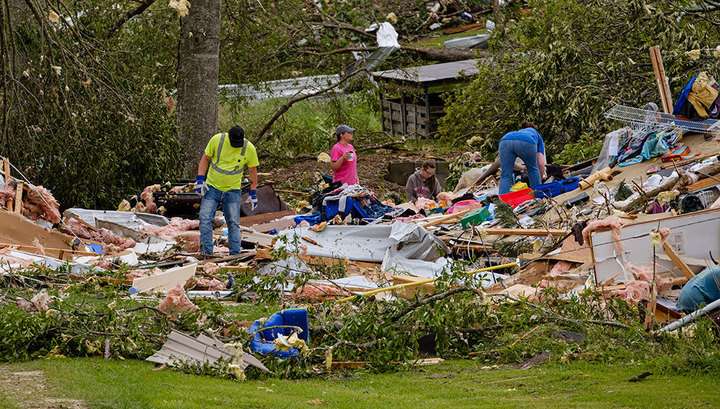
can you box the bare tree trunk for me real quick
[176,0,221,177]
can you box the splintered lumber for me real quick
[650,46,673,114]
[3,158,10,183]
[578,167,613,190]
[661,241,696,280]
[0,243,96,260]
[13,182,23,213]
[662,152,719,170]
[684,176,720,192]
[482,228,569,237]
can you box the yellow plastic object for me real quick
[510,181,529,191]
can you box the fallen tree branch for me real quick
[391,286,483,322]
[103,0,157,40]
[254,67,369,143]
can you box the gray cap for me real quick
[335,124,355,135]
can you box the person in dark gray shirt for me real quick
[406,159,442,203]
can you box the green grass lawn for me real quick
[2,358,719,409]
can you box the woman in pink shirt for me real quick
[330,124,358,185]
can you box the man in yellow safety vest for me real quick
[195,126,259,255]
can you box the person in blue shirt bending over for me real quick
[498,121,547,195]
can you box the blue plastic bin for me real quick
[249,308,309,358]
[534,181,562,198]
[534,177,581,198]
[560,176,580,193]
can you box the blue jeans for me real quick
[498,139,541,195]
[199,185,243,255]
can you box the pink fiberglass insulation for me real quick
[290,283,348,300]
[203,262,220,275]
[582,216,624,253]
[415,197,436,210]
[616,280,651,303]
[32,238,46,256]
[64,221,136,250]
[191,277,224,291]
[613,263,674,303]
[658,228,671,241]
[0,246,33,267]
[89,258,112,269]
[125,267,161,281]
[547,260,573,278]
[158,285,196,313]
[175,231,200,253]
[140,217,199,242]
[24,186,61,224]
[625,263,673,293]
[437,192,457,203]
[0,183,15,207]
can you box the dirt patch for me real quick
[0,368,86,409]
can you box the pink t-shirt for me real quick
[330,142,358,185]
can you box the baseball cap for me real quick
[228,126,244,148]
[335,124,355,135]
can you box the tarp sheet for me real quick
[276,221,450,277]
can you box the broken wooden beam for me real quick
[661,241,695,280]
[13,182,23,213]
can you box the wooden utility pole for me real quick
[176,0,222,177]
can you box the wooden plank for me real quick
[482,228,570,237]
[238,209,296,227]
[250,218,296,233]
[0,243,96,260]
[65,211,99,232]
[132,263,197,293]
[13,182,23,213]
[662,152,719,170]
[243,231,275,247]
[661,241,695,280]
[649,46,673,114]
[3,158,9,183]
[685,176,720,192]
[442,22,485,35]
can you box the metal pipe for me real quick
[654,297,720,334]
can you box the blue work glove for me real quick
[195,175,207,195]
[249,189,258,210]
